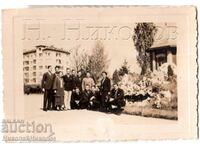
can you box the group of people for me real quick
[41,66,126,113]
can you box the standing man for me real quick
[51,65,60,110]
[82,72,95,91]
[75,70,83,91]
[71,69,77,91]
[99,71,111,112]
[63,68,73,110]
[54,66,60,75]
[41,65,54,111]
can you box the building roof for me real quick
[146,45,176,52]
[43,48,70,55]
[149,39,176,50]
[23,49,36,55]
[36,45,47,48]
[23,45,70,55]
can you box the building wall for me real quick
[23,46,70,86]
[149,46,177,71]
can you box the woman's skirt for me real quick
[55,96,64,106]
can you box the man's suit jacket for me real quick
[41,72,54,90]
[71,75,77,90]
[71,91,82,102]
[63,74,73,91]
[75,76,83,90]
[110,88,124,101]
[100,77,111,93]
[81,90,92,103]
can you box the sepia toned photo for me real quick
[2,6,198,142]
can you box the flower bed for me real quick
[118,63,177,119]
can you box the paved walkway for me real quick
[24,94,177,141]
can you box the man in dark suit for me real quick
[71,87,82,109]
[75,70,83,91]
[108,83,126,111]
[79,85,92,109]
[99,71,111,112]
[41,66,54,111]
[71,69,77,91]
[89,86,101,110]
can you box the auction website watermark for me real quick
[1,119,56,142]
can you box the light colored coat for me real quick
[82,77,95,91]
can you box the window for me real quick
[56,59,61,64]
[56,53,61,57]
[39,53,43,57]
[33,59,36,64]
[24,67,29,71]
[24,79,29,83]
[23,61,29,65]
[39,66,43,69]
[24,73,29,77]
[47,52,51,56]
[33,72,36,76]
[33,66,36,70]
[32,78,36,83]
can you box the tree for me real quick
[132,23,157,75]
[71,45,89,72]
[87,41,109,81]
[112,69,120,84]
[118,59,129,76]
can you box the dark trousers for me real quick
[108,99,125,110]
[100,91,109,111]
[71,101,80,109]
[43,89,53,110]
[79,101,89,109]
[89,100,100,110]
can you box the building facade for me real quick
[147,45,177,71]
[146,23,177,71]
[23,45,70,86]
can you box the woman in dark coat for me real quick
[53,71,65,111]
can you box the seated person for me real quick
[79,85,92,109]
[70,87,82,109]
[89,86,101,110]
[108,83,126,111]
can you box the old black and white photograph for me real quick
[2,6,197,141]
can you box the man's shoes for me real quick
[43,109,47,111]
